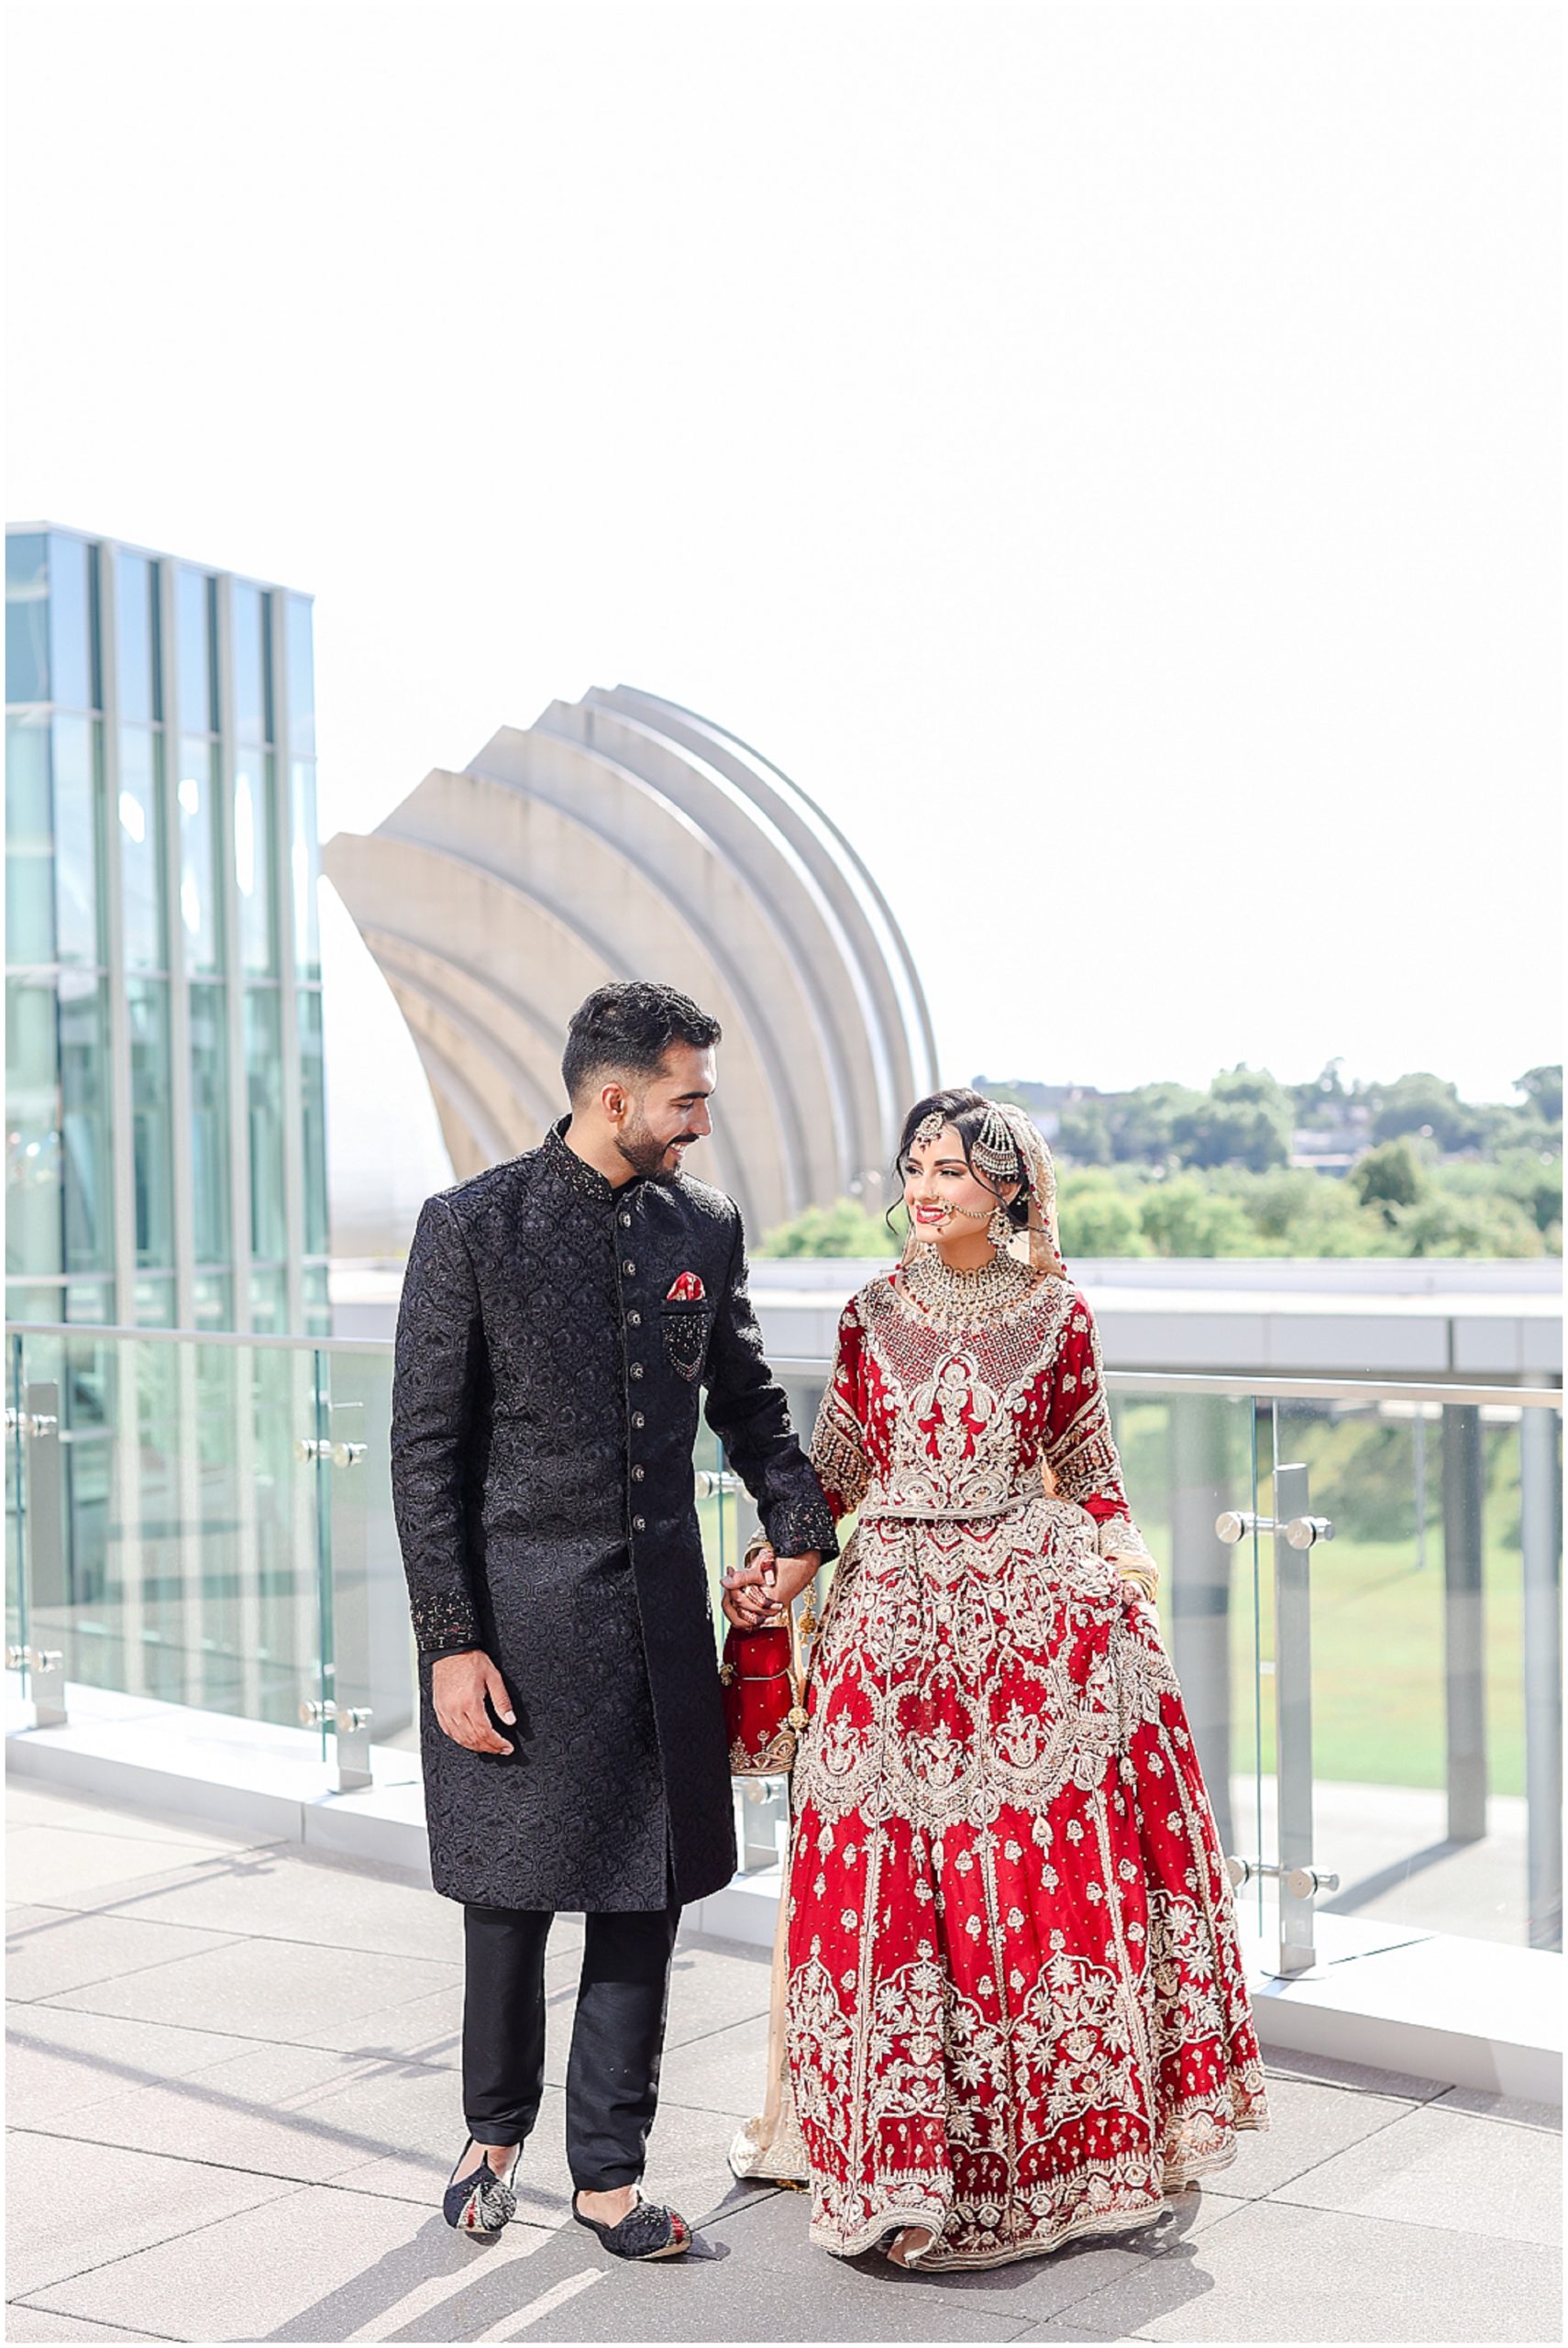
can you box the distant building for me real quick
[325,685,939,1234]
[5,526,329,1335]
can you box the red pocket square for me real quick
[667,1271,706,1302]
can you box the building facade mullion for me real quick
[94,544,138,1331]
[157,558,198,1334]
[271,593,306,1337]
[213,575,254,1336]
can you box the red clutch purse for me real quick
[720,1604,809,1778]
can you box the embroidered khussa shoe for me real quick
[443,2139,519,2238]
[571,2190,690,2260]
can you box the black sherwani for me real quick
[391,1118,835,1913]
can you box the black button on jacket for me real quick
[391,1119,836,1911]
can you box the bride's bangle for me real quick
[1114,1558,1159,1602]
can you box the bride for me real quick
[721,1091,1267,2270]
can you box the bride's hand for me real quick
[721,1545,821,1630]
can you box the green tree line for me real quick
[759,1064,1562,1259]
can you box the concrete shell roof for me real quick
[324,684,938,1234]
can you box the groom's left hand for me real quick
[722,1545,820,1629]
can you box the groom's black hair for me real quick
[562,981,723,1102]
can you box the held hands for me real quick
[721,1543,820,1631]
[431,1649,516,1753]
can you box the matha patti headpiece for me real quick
[969,1102,1021,1187]
[912,1109,946,1148]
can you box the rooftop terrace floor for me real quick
[6,1779,1562,2345]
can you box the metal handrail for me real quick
[6,1323,1562,1410]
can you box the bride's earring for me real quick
[988,1202,1013,1248]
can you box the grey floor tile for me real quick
[37,2038,459,2186]
[1055,2196,1563,2342]
[652,2013,772,2117]
[38,1844,468,1966]
[1262,2047,1451,2102]
[290,1978,465,2065]
[5,2132,295,2300]
[6,2001,258,2130]
[1202,2077,1413,2199]
[21,2179,557,2342]
[1275,2099,1562,2247]
[6,1906,241,2004]
[2,2309,175,2343]
[661,1942,774,2050]
[6,1828,262,1910]
[523,2243,1041,2344]
[6,1778,281,1852]
[43,1932,461,2039]
[1429,2084,1563,2133]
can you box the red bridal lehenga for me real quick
[732,1164,1267,2269]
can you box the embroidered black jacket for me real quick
[391,1118,835,1911]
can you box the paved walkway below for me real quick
[6,1778,1561,2344]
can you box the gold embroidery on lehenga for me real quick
[760,1267,1267,2270]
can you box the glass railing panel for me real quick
[319,1343,405,1774]
[6,1324,330,1748]
[6,1331,24,1668]
[1267,1393,1562,1955]
[1106,1382,1265,1939]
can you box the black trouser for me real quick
[462,1899,681,2191]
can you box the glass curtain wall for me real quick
[4,533,116,1328]
[6,528,327,1339]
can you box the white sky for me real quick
[6,0,1561,1224]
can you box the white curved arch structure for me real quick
[324,685,938,1234]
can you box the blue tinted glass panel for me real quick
[174,570,215,735]
[245,987,285,1261]
[189,981,230,1265]
[46,535,97,712]
[290,759,320,980]
[6,975,63,1275]
[298,988,328,1256]
[118,727,166,971]
[234,747,276,975]
[52,717,103,966]
[6,534,49,703]
[248,1264,287,1335]
[302,1261,330,1340]
[177,738,221,974]
[285,596,315,755]
[191,1270,232,1331]
[116,553,160,724]
[230,581,267,743]
[134,1275,175,1328]
[63,1279,114,1325]
[127,978,173,1268]
[58,971,114,1275]
[6,714,55,964]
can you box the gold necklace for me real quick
[900,1242,1034,1324]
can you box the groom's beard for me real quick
[615,1115,699,1185]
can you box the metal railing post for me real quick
[1441,1403,1486,1844]
[1520,1406,1562,1950]
[19,1383,67,1727]
[1272,1462,1317,1973]
[297,1396,372,1792]
[1216,1466,1338,1976]
[1169,1395,1235,1855]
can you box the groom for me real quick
[391,980,834,2258]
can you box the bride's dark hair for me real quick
[885,1089,1032,1243]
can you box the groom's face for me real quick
[614,1045,716,1182]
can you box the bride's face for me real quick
[900,1124,1010,1241]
